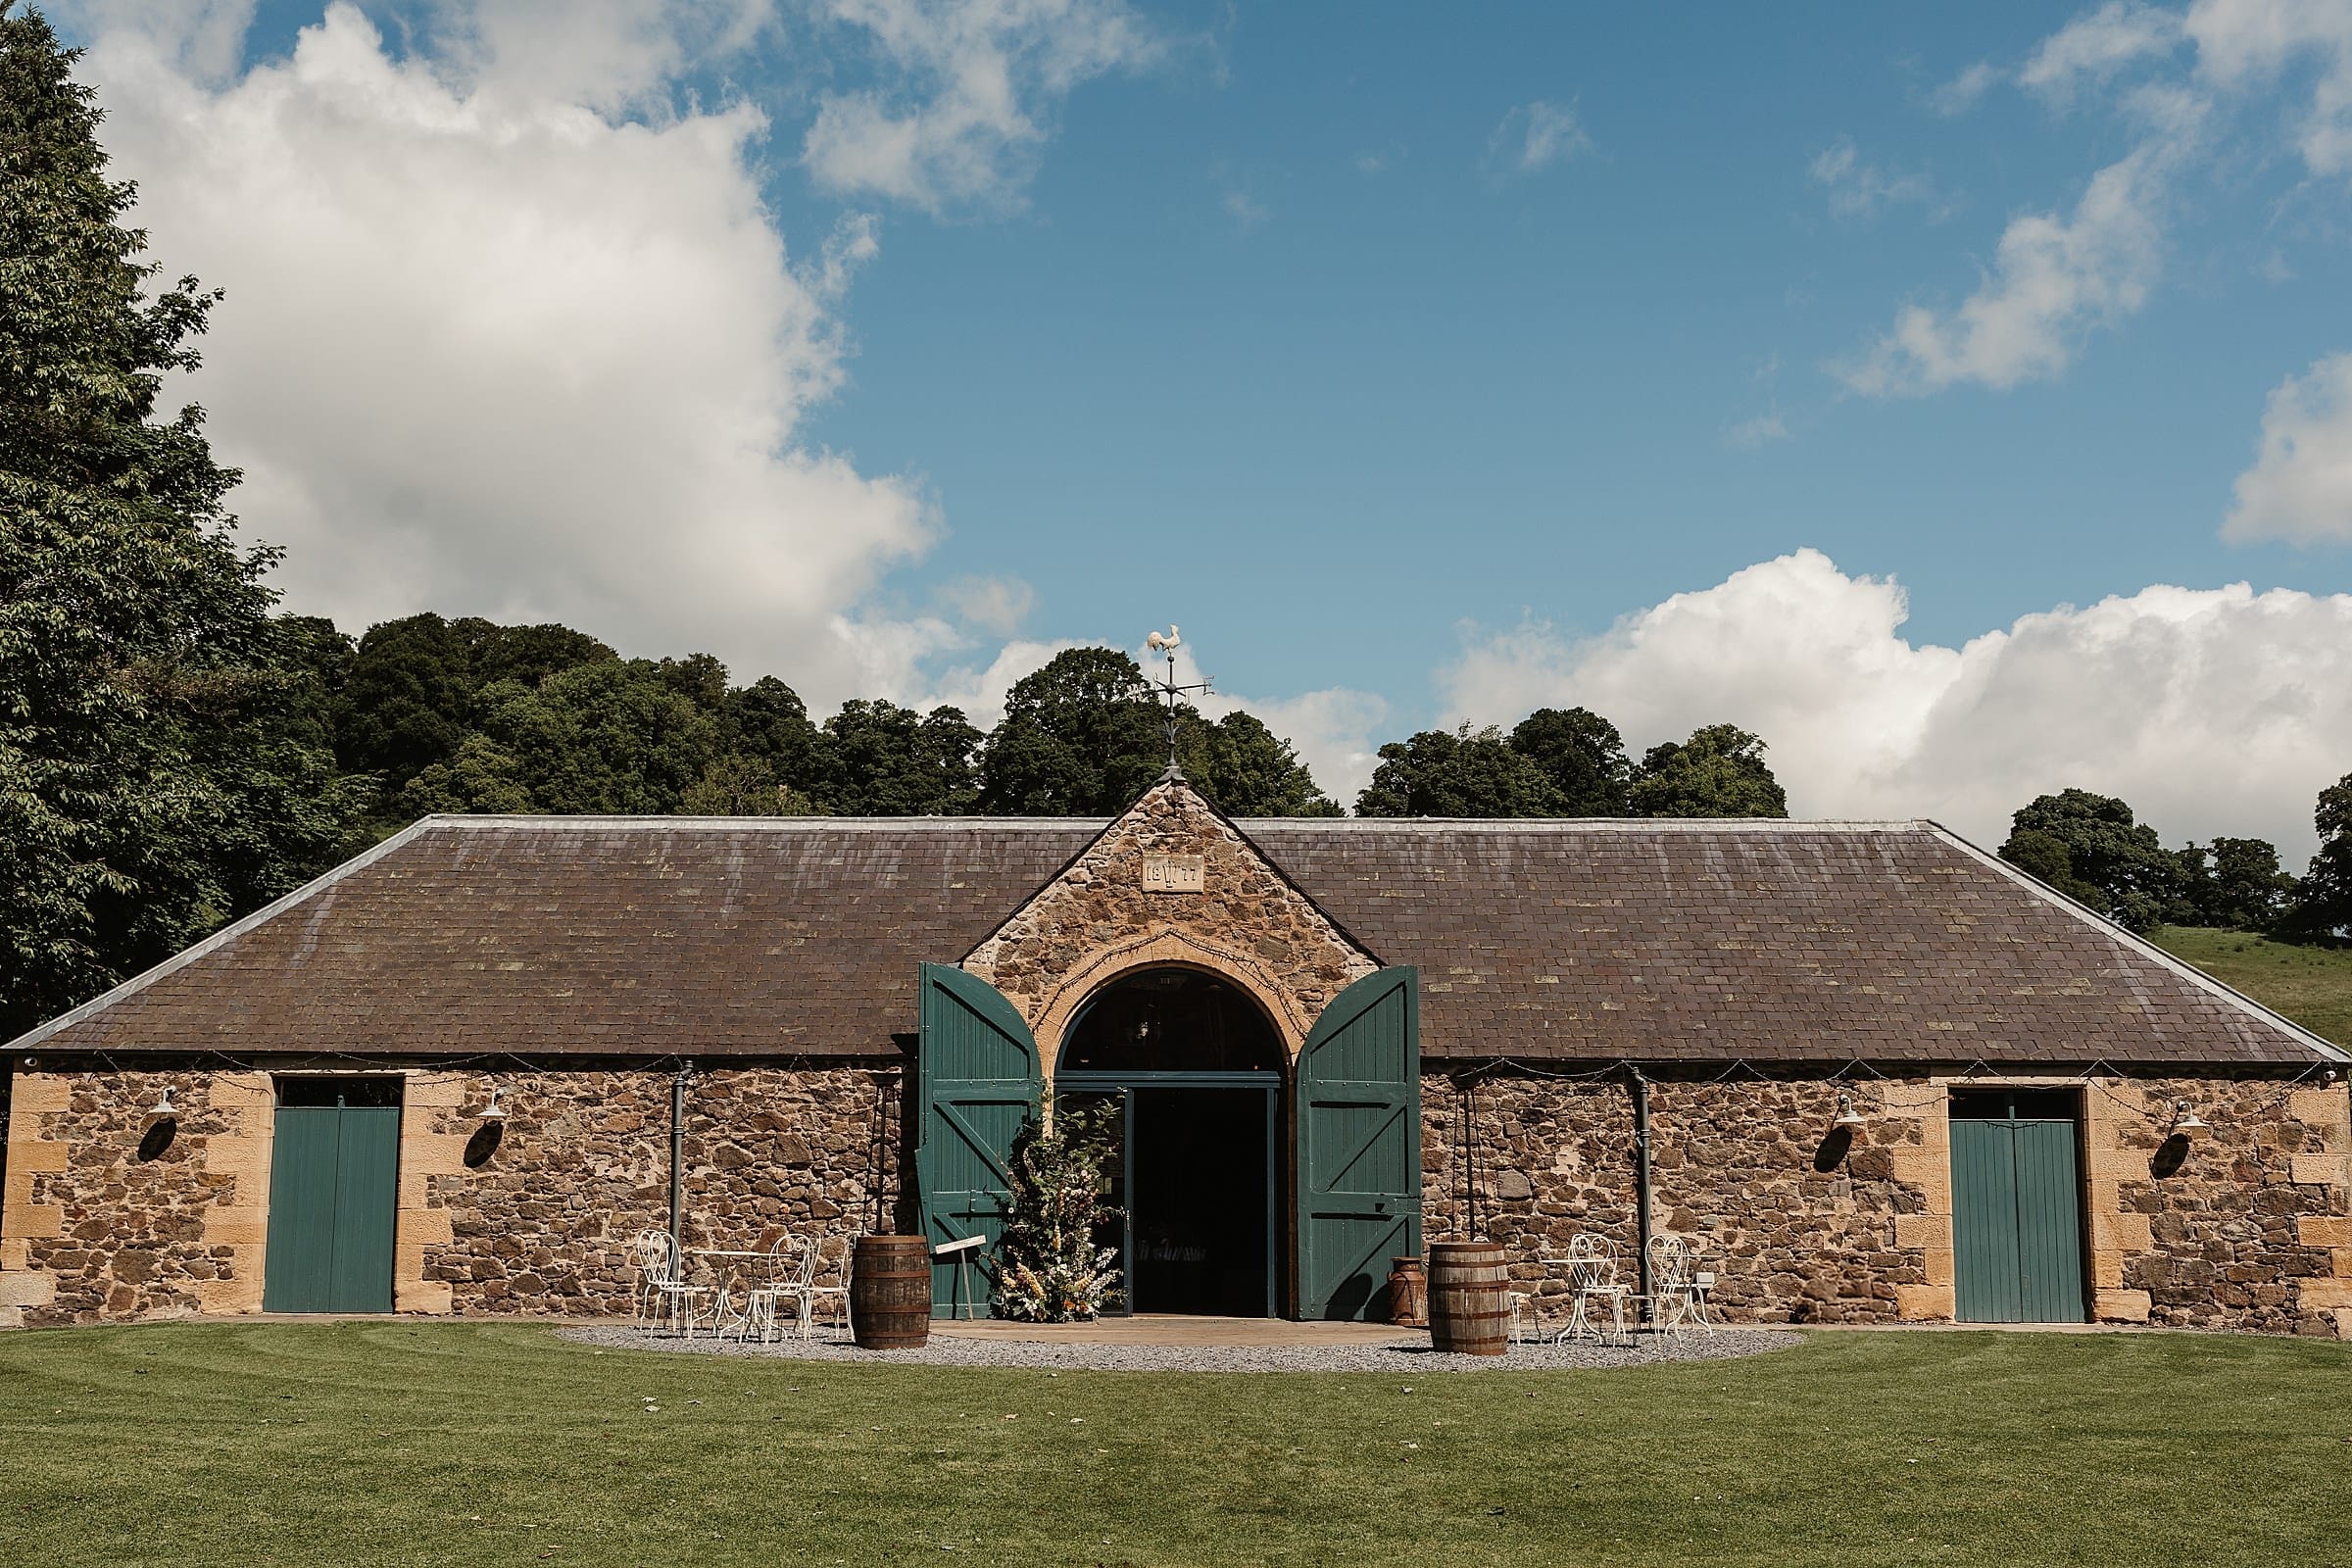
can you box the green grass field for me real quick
[2150,925,2352,1047]
[4,1324,2349,1566]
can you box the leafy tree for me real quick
[334,612,614,803]
[721,675,822,797]
[2002,828,2107,909]
[677,754,824,816]
[2174,837,2298,932]
[0,5,358,1033]
[1510,707,1633,815]
[1355,725,1563,817]
[1627,724,1788,818]
[815,699,982,815]
[2289,771,2352,941]
[1997,788,2183,933]
[400,660,718,816]
[1190,710,1338,816]
[976,648,1167,814]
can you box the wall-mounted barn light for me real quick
[2170,1098,2207,1134]
[1833,1093,1866,1129]
[149,1084,177,1118]
[477,1084,507,1121]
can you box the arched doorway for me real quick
[1057,967,1283,1317]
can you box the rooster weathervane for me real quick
[1140,625,1211,777]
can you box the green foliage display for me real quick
[991,1099,1125,1322]
[1998,788,2185,934]
[0,7,360,1037]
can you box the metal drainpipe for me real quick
[668,1061,693,1243]
[1632,1066,1654,1324]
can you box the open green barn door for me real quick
[1295,967,1422,1321]
[914,963,1042,1318]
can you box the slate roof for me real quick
[15,813,2339,1067]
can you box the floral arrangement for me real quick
[991,1098,1126,1322]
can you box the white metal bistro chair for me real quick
[632,1228,713,1336]
[1559,1233,1634,1347]
[1646,1234,1714,1335]
[802,1235,852,1340]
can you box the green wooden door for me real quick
[263,1096,400,1313]
[1952,1115,2085,1324]
[915,963,1042,1318]
[1295,967,1422,1321]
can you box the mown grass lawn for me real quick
[2151,925,2352,1047]
[3,1325,2349,1566]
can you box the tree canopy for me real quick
[1998,789,2186,934]
[0,7,357,1036]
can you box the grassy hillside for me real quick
[2147,926,2352,1048]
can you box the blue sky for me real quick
[57,1,2352,848]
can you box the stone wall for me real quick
[1422,1073,1927,1325]
[965,779,1375,1067]
[8,1060,2346,1334]
[1419,1069,2352,1336]
[2096,1076,2351,1336]
[414,1064,899,1316]
[1,1062,896,1325]
[1,1069,274,1328]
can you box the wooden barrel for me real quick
[1387,1255,1429,1329]
[850,1234,932,1349]
[1427,1240,1509,1354]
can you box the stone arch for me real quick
[1031,931,1311,1093]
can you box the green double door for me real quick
[263,1081,402,1314]
[1951,1102,2086,1324]
[914,963,1422,1322]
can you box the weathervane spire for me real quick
[1141,624,1211,778]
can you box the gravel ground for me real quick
[559,1323,1800,1374]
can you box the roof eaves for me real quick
[1927,820,2349,1064]
[5,815,449,1056]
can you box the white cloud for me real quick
[1726,414,1788,450]
[1487,100,1592,175]
[1221,188,1269,227]
[1836,139,2178,395]
[2186,0,2352,176]
[72,1,971,707]
[1444,550,2352,859]
[1930,60,2001,116]
[2020,1,2182,102]
[799,0,1159,214]
[934,574,1037,636]
[1808,136,1954,220]
[2225,351,2352,545]
[1847,0,2352,397]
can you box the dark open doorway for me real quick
[1057,967,1283,1317]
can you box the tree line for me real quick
[1995,786,2352,942]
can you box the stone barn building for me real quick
[4,777,2347,1334]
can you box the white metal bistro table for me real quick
[686,1248,778,1339]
